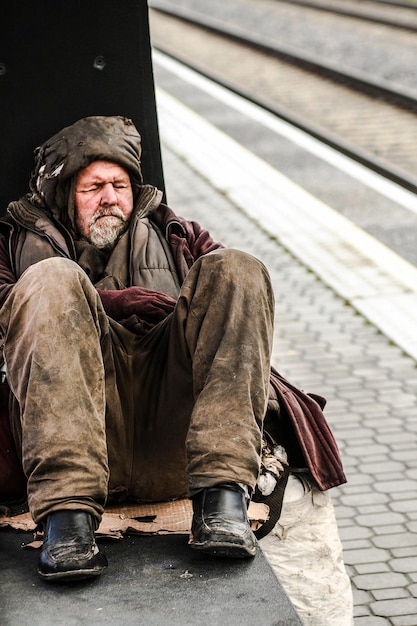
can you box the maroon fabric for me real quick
[270,368,346,490]
[0,383,26,500]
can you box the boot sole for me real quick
[38,567,103,583]
[190,538,256,558]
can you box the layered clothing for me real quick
[0,117,345,519]
[0,184,345,503]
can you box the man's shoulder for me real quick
[149,199,188,237]
[0,209,16,237]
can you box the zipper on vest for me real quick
[129,186,161,281]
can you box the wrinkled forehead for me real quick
[75,160,131,186]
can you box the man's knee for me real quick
[20,257,85,286]
[200,249,272,290]
[15,258,95,304]
[1,258,100,332]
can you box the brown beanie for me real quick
[29,116,143,218]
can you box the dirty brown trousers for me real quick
[0,249,274,525]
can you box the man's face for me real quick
[74,160,134,250]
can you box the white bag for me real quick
[260,475,353,626]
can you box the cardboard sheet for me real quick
[0,499,269,545]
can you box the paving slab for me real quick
[155,99,417,624]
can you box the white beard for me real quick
[87,207,128,250]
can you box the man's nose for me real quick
[100,182,118,205]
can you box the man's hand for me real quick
[97,286,177,332]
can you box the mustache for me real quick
[89,206,126,227]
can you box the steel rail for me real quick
[149,2,417,112]
[274,0,417,33]
[150,3,417,194]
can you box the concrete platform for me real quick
[0,529,301,626]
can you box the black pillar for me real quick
[0,0,164,214]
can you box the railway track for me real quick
[149,0,417,194]
[273,0,417,32]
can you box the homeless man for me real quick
[0,116,346,582]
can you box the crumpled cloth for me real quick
[260,475,353,626]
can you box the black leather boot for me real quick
[189,483,256,558]
[38,510,106,582]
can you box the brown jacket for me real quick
[0,185,346,499]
